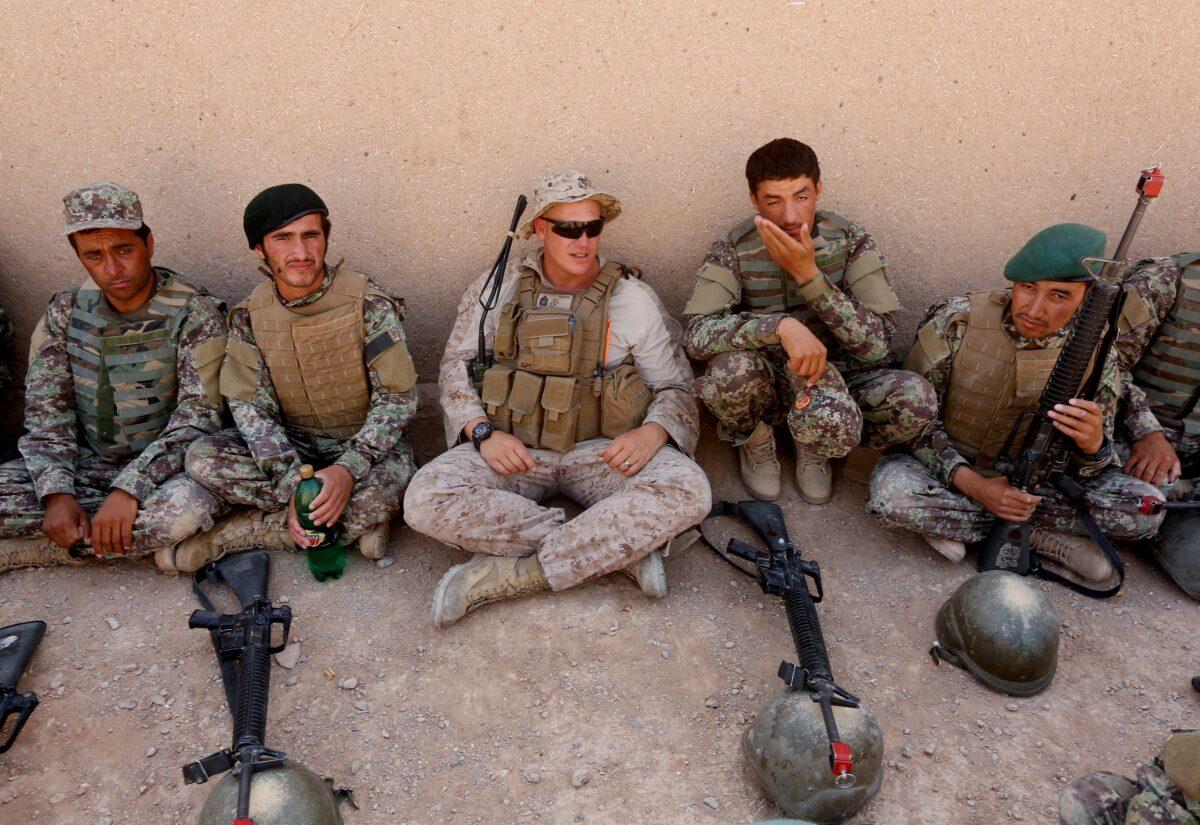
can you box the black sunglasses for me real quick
[539,217,606,239]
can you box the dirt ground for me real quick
[2,394,1197,825]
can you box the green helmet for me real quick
[198,763,343,825]
[1150,510,1200,601]
[931,570,1059,696]
[742,689,884,824]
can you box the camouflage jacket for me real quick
[681,213,899,370]
[19,271,227,502]
[1115,255,1187,446]
[226,268,418,505]
[439,249,700,454]
[906,293,1157,487]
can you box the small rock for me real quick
[924,744,936,756]
[354,701,367,712]
[523,768,543,784]
[723,641,734,649]
[900,745,913,758]
[350,760,361,775]
[105,617,121,630]
[340,677,358,690]
[703,796,719,810]
[376,556,395,569]
[570,768,591,788]
[49,793,66,805]
[61,616,71,625]
[50,676,63,691]
[895,762,908,773]
[705,697,719,708]
[274,643,301,670]
[146,746,157,758]
[1005,702,1019,712]
[381,730,390,739]
[286,676,298,687]
[118,701,135,710]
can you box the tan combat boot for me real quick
[1030,528,1115,583]
[0,537,85,573]
[619,528,700,598]
[923,535,966,563]
[163,510,292,573]
[356,521,391,559]
[737,421,781,501]
[793,444,833,505]
[431,553,550,628]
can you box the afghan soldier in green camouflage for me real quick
[180,184,418,571]
[0,183,227,573]
[1059,730,1200,824]
[682,138,936,504]
[1112,254,1200,485]
[867,223,1164,587]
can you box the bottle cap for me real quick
[299,464,315,479]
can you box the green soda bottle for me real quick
[294,464,347,581]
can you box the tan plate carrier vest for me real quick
[729,211,855,353]
[479,262,652,452]
[942,291,1065,470]
[66,267,199,461]
[246,268,375,439]
[1132,253,1200,437]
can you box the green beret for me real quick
[1004,223,1107,283]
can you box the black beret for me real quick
[243,183,328,249]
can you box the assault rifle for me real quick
[708,500,860,787]
[472,194,528,384]
[0,620,46,755]
[183,552,292,824]
[977,165,1165,598]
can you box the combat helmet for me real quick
[1150,508,1200,601]
[198,763,343,825]
[742,689,884,824]
[931,570,1059,696]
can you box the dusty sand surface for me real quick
[2,396,1197,824]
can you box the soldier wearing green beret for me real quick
[0,183,229,573]
[866,223,1164,587]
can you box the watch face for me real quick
[472,422,492,441]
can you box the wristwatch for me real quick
[470,421,494,450]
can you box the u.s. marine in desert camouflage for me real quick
[404,171,711,628]
[682,138,935,505]
[0,182,227,574]
[182,184,419,571]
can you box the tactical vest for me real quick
[479,261,652,452]
[246,267,375,439]
[65,267,199,461]
[1132,253,1200,437]
[942,291,1061,469]
[729,211,854,351]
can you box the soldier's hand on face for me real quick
[1047,398,1105,456]
[91,489,139,557]
[41,493,91,550]
[778,317,827,386]
[308,465,354,527]
[953,468,1041,522]
[598,422,669,477]
[1124,429,1182,485]
[481,431,538,476]
[754,216,820,286]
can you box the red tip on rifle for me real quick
[234,819,254,825]
[1138,165,1165,198]
[1137,495,1165,515]
[830,740,855,787]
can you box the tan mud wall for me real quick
[1,0,1197,378]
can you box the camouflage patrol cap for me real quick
[61,182,144,236]
[519,170,622,239]
[1004,223,1106,283]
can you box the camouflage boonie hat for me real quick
[61,182,144,236]
[519,170,622,239]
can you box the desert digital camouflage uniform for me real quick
[867,292,1164,543]
[1116,255,1200,468]
[682,211,936,457]
[1060,744,1200,825]
[0,266,228,556]
[185,264,418,541]
[404,247,710,592]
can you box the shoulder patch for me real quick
[844,251,901,314]
[903,320,952,375]
[682,263,740,316]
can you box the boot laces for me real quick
[743,434,778,469]
[1030,528,1081,565]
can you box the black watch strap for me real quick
[471,421,494,450]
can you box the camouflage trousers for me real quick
[1059,762,1199,824]
[185,428,416,541]
[403,439,712,591]
[867,454,1164,543]
[695,347,936,458]
[0,453,222,557]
